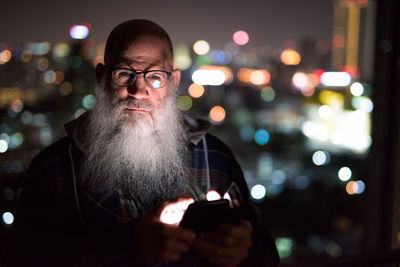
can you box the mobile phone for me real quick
[179,199,240,232]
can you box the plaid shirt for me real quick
[8,133,278,267]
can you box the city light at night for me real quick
[233,30,249,45]
[69,25,90,39]
[0,2,382,263]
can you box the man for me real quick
[5,20,279,266]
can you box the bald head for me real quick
[104,19,173,67]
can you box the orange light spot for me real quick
[210,106,226,123]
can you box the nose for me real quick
[127,75,149,99]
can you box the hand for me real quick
[132,198,197,264]
[191,220,253,267]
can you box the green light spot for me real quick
[275,237,293,259]
[196,55,212,66]
[261,87,276,102]
[177,96,192,111]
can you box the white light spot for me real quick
[292,72,308,89]
[318,105,333,120]
[0,139,8,153]
[160,198,194,225]
[70,25,89,39]
[312,151,330,166]
[338,167,352,181]
[350,82,364,96]
[2,212,14,225]
[320,72,351,87]
[251,184,266,200]
[192,69,226,86]
[206,190,222,201]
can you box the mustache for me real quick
[116,98,155,112]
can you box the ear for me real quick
[170,69,181,92]
[95,63,107,83]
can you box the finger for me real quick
[156,223,196,243]
[162,238,191,254]
[198,231,237,247]
[192,238,243,258]
[219,220,253,239]
[157,250,181,262]
[195,248,242,267]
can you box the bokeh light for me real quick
[333,35,346,48]
[82,94,96,109]
[318,105,333,120]
[209,106,226,123]
[346,181,356,195]
[60,82,73,96]
[320,72,351,87]
[292,72,308,89]
[280,49,301,65]
[254,129,270,145]
[233,30,249,45]
[193,40,210,55]
[196,55,212,66]
[355,180,366,194]
[249,70,271,86]
[70,25,89,39]
[177,96,193,111]
[54,71,65,84]
[188,83,205,98]
[2,212,14,225]
[0,49,12,64]
[352,96,373,113]
[21,49,32,62]
[338,167,352,181]
[275,237,293,259]
[0,139,8,153]
[250,184,266,200]
[53,43,70,58]
[192,69,226,86]
[240,125,255,142]
[350,82,364,96]
[44,70,56,84]
[206,190,222,201]
[312,151,330,166]
[295,175,310,190]
[10,100,23,113]
[174,45,192,70]
[260,87,276,102]
[36,57,49,71]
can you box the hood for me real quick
[64,112,91,154]
[64,112,211,154]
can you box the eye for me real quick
[148,72,163,80]
[118,71,131,77]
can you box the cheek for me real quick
[151,88,170,107]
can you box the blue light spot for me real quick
[254,129,270,145]
[295,175,310,190]
[240,125,255,142]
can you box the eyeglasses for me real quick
[111,67,171,89]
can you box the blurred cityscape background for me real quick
[1,0,400,265]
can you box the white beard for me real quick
[82,80,188,210]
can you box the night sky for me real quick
[1,0,333,49]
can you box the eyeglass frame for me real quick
[110,67,172,89]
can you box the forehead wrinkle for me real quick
[117,56,169,70]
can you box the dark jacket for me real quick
[5,114,279,267]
